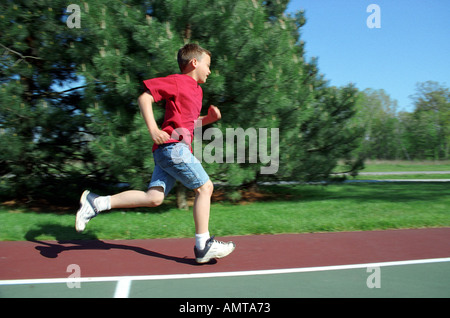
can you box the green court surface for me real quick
[1,258,449,299]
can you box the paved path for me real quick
[342,170,450,182]
[358,171,450,175]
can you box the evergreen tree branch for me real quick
[0,43,43,66]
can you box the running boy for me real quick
[75,44,235,264]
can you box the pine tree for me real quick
[147,0,363,183]
[1,0,364,204]
[0,0,94,201]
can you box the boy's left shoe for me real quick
[75,190,99,232]
[194,236,236,264]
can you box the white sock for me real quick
[94,196,111,212]
[195,232,210,250]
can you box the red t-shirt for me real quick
[143,74,203,151]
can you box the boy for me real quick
[75,44,235,264]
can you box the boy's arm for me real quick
[138,91,170,144]
[196,105,222,127]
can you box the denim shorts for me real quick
[149,142,210,196]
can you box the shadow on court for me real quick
[24,223,216,266]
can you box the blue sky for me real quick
[286,0,450,112]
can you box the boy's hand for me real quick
[151,128,170,145]
[195,105,222,127]
[207,105,221,122]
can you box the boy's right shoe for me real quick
[194,236,236,264]
[75,190,99,232]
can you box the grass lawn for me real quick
[357,160,450,173]
[1,182,449,241]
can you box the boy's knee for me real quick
[146,188,164,207]
[195,180,213,196]
[149,196,164,207]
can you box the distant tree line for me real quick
[353,81,449,161]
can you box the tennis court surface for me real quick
[1,228,449,301]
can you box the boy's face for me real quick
[193,53,211,84]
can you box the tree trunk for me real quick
[176,182,188,210]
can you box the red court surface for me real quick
[1,227,449,281]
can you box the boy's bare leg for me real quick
[110,187,165,209]
[76,187,164,232]
[193,180,214,234]
[192,179,235,263]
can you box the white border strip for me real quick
[1,257,449,286]
[113,279,132,298]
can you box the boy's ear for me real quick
[191,58,198,68]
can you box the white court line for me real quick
[1,257,449,287]
[113,279,132,298]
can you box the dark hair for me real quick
[177,43,211,72]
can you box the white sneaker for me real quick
[75,190,99,232]
[194,236,236,264]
